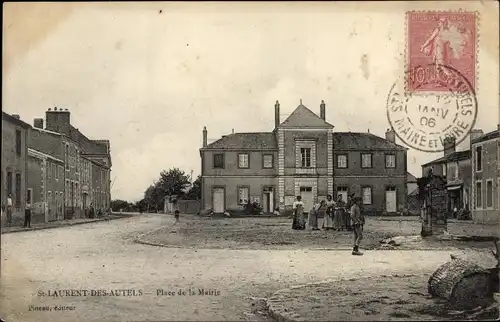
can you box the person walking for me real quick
[351,196,364,256]
[308,200,325,231]
[345,193,355,231]
[323,195,336,230]
[23,198,32,228]
[6,194,13,224]
[292,196,305,230]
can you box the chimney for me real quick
[385,128,396,143]
[34,118,44,129]
[274,100,280,128]
[45,107,70,133]
[320,100,326,120]
[469,128,484,146]
[232,128,234,134]
[11,114,20,119]
[202,126,207,147]
[443,136,456,157]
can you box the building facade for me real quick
[2,112,30,225]
[200,101,408,215]
[471,126,500,223]
[27,148,65,223]
[28,107,112,219]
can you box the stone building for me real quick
[1,112,30,225]
[199,101,408,215]
[471,125,500,223]
[27,148,65,223]
[29,107,112,218]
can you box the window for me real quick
[337,154,348,168]
[15,173,21,206]
[213,154,225,169]
[475,146,482,171]
[361,153,372,168]
[15,130,22,156]
[362,187,372,205]
[53,164,57,181]
[486,180,493,208]
[238,187,249,205]
[385,154,396,168]
[65,145,69,170]
[48,162,52,180]
[263,154,273,168]
[238,153,249,168]
[300,148,311,167]
[336,187,348,202]
[7,171,13,195]
[442,163,447,176]
[27,188,32,205]
[476,181,482,208]
[59,165,64,181]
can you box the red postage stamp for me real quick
[406,11,478,93]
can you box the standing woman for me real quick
[292,196,305,230]
[345,193,355,231]
[323,195,335,230]
[335,194,346,231]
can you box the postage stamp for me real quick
[386,64,477,152]
[406,11,478,93]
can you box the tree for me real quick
[110,199,130,212]
[157,168,191,198]
[185,175,201,200]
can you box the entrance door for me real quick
[300,187,313,213]
[386,187,397,213]
[263,187,274,213]
[212,188,225,213]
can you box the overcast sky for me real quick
[3,2,499,201]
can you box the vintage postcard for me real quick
[1,2,499,322]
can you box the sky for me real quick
[3,2,499,202]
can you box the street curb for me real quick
[1,214,133,234]
[134,220,179,247]
[266,273,422,322]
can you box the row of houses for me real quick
[422,126,500,223]
[2,108,112,225]
[199,100,416,216]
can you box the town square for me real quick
[1,2,499,322]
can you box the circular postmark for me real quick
[386,64,477,152]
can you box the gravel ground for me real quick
[1,213,466,322]
[141,215,494,251]
[268,274,499,321]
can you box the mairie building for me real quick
[199,101,408,215]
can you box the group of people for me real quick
[291,193,365,256]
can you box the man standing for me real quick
[23,197,32,228]
[6,194,13,224]
[351,196,364,256]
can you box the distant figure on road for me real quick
[6,194,13,224]
[292,196,305,230]
[89,203,95,219]
[23,198,32,228]
[174,210,180,222]
[351,196,364,256]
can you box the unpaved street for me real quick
[1,214,457,322]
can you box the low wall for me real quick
[177,200,201,214]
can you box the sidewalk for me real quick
[1,213,134,234]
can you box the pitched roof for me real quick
[422,150,471,167]
[333,132,406,150]
[471,128,500,144]
[278,104,334,129]
[2,112,31,129]
[407,172,418,183]
[205,132,277,150]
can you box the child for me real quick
[174,210,180,222]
